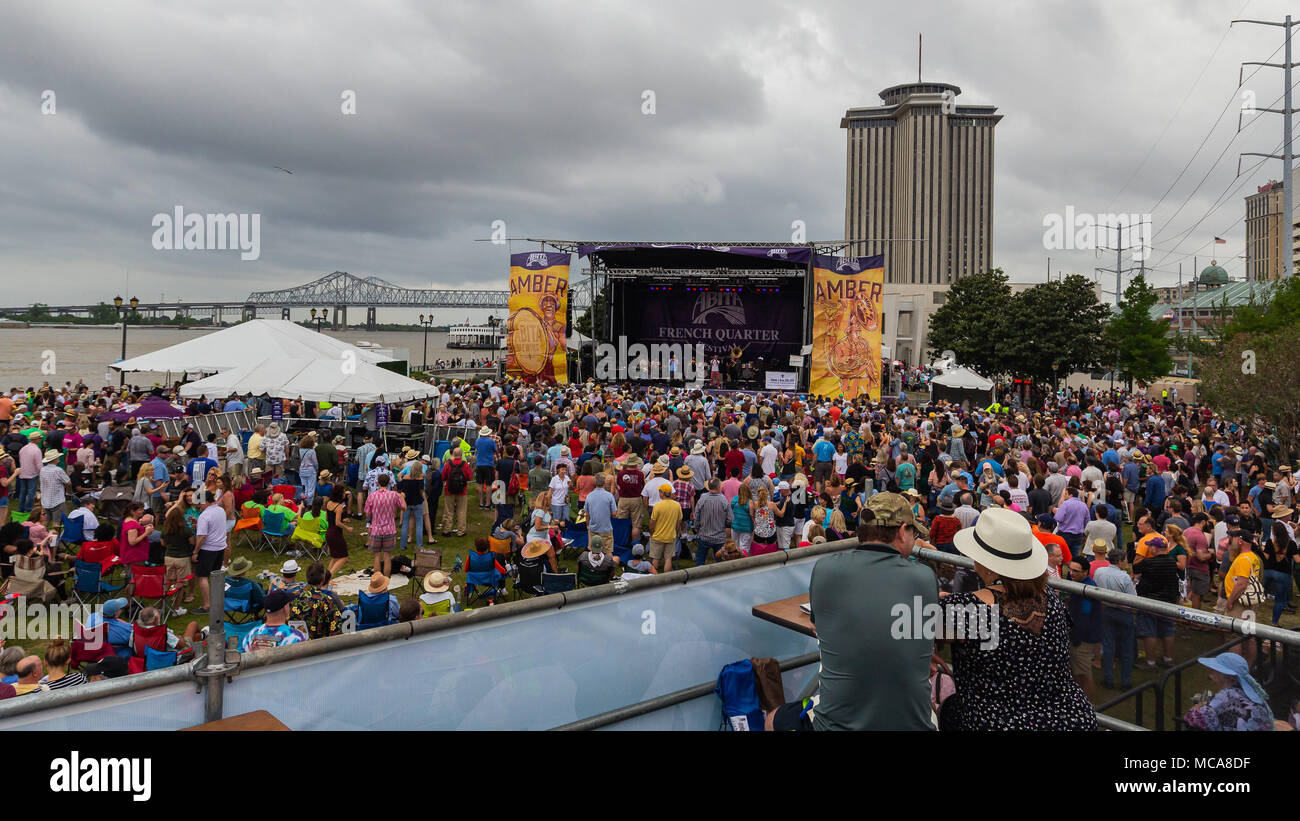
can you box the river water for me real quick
[0,326,494,388]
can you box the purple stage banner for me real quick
[579,243,812,264]
[618,283,801,360]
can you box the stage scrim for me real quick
[506,251,569,384]
[809,254,884,400]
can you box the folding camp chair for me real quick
[563,519,589,551]
[260,510,294,556]
[128,564,189,622]
[511,561,546,601]
[420,597,453,618]
[77,540,126,583]
[407,548,443,595]
[272,484,297,503]
[463,549,507,608]
[542,572,577,595]
[126,623,169,675]
[224,618,264,650]
[59,514,86,550]
[72,559,125,607]
[69,625,116,669]
[350,590,396,630]
[290,515,327,562]
[224,577,265,624]
[232,507,263,549]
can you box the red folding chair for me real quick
[77,540,125,582]
[128,564,190,622]
[272,484,297,502]
[126,623,169,675]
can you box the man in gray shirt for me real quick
[684,443,712,493]
[127,426,153,479]
[768,493,937,731]
[1094,547,1137,689]
[582,474,618,557]
[692,479,732,565]
[1083,503,1117,556]
[1044,463,1071,507]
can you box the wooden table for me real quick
[181,710,291,732]
[751,593,816,638]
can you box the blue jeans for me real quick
[696,539,722,566]
[1101,610,1136,687]
[551,503,568,525]
[1264,569,1292,624]
[300,469,317,505]
[401,503,424,549]
[1060,531,1084,558]
[16,477,37,513]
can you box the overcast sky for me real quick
[1,0,1293,322]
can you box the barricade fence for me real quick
[0,539,1290,729]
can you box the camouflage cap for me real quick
[864,492,928,537]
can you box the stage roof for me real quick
[524,239,850,270]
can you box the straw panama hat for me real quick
[522,540,550,559]
[952,507,1048,580]
[423,570,451,594]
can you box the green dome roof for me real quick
[1198,260,1229,286]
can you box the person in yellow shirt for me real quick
[647,484,683,574]
[247,424,266,473]
[1222,530,1263,666]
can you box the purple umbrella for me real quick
[97,397,187,422]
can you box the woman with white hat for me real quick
[938,507,1098,730]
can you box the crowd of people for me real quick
[0,374,1294,731]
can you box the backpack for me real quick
[753,506,776,539]
[446,461,468,494]
[715,659,764,731]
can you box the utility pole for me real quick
[1235,15,1298,278]
[1096,221,1141,395]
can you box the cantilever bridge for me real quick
[0,271,591,330]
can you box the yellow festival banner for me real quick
[506,251,570,384]
[809,254,884,400]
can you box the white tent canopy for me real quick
[177,357,437,403]
[930,366,993,391]
[112,319,389,374]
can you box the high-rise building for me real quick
[1244,176,1296,281]
[841,81,1000,367]
[841,82,1001,286]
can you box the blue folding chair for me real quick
[144,646,177,670]
[611,516,632,549]
[59,514,85,550]
[225,619,264,650]
[260,510,294,556]
[464,549,506,607]
[224,577,265,624]
[563,520,589,550]
[72,559,125,607]
[542,572,577,594]
[350,590,396,630]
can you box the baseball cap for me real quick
[101,597,128,617]
[864,492,928,537]
[263,590,292,613]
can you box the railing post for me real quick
[202,569,227,723]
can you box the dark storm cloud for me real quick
[0,0,1292,316]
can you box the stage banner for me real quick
[620,282,801,361]
[809,254,884,400]
[506,251,570,384]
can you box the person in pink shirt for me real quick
[16,432,43,514]
[363,473,406,579]
[720,467,742,501]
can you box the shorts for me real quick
[813,462,834,483]
[1070,642,1100,677]
[475,466,495,485]
[368,532,397,552]
[589,530,613,556]
[770,697,818,731]
[616,496,644,524]
[195,549,224,577]
[647,538,675,563]
[164,556,192,586]
[1136,612,1175,638]
[1187,568,1211,597]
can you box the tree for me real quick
[1103,274,1172,389]
[926,269,1014,376]
[88,303,119,324]
[573,284,609,338]
[1003,275,1111,389]
[1199,325,1300,464]
[1221,275,1300,338]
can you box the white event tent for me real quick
[111,319,389,375]
[177,357,437,404]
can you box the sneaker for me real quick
[172,607,188,616]
[1159,657,1174,668]
[193,607,208,614]
[1143,660,1157,669]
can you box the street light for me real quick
[418,314,435,371]
[310,307,329,333]
[113,295,139,387]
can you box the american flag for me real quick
[1214,237,1227,244]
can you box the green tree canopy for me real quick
[925,269,1014,376]
[1103,275,1172,388]
[1003,275,1111,386]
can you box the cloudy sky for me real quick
[0,0,1292,322]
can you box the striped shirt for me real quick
[39,671,87,690]
[364,487,406,537]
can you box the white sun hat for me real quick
[952,507,1048,580]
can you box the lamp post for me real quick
[310,307,329,333]
[418,314,435,371]
[113,295,139,387]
